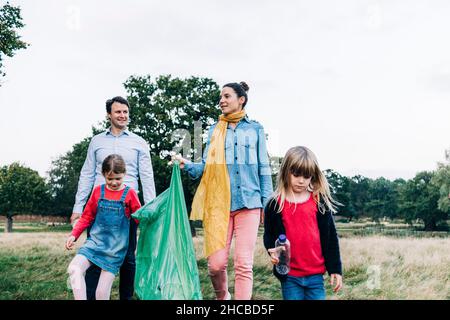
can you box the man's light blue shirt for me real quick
[73,128,156,214]
[184,117,273,212]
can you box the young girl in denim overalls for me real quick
[66,154,141,300]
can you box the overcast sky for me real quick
[1,0,449,180]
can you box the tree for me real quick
[431,159,450,213]
[47,137,92,217]
[348,175,371,219]
[324,169,353,219]
[0,2,28,82]
[398,171,447,231]
[0,163,50,232]
[47,122,104,217]
[124,74,220,156]
[365,177,401,222]
[391,178,407,219]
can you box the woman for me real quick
[174,81,273,300]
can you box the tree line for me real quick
[1,75,449,232]
[323,169,448,231]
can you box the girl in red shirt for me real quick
[263,146,343,300]
[65,154,141,300]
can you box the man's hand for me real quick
[65,235,76,250]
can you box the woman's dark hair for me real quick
[102,154,126,176]
[223,81,250,107]
[106,96,130,114]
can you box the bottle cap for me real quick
[278,234,287,243]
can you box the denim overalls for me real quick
[78,185,131,275]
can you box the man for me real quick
[71,96,156,300]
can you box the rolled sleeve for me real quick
[184,161,205,180]
[183,126,213,180]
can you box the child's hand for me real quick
[65,235,76,250]
[330,274,343,292]
[267,247,285,265]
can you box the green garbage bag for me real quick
[131,163,202,300]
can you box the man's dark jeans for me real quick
[85,219,138,300]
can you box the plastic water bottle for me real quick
[275,234,291,275]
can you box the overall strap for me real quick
[100,184,106,199]
[119,186,130,202]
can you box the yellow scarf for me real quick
[190,110,246,257]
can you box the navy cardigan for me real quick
[263,197,342,280]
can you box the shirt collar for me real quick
[105,127,130,136]
[225,115,251,129]
[242,116,251,123]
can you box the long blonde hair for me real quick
[274,146,339,214]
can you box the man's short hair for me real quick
[106,96,130,113]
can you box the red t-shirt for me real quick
[71,185,141,240]
[281,193,326,277]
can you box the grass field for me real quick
[0,222,449,300]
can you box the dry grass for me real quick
[192,231,450,300]
[0,231,449,300]
[340,236,450,299]
[0,232,85,255]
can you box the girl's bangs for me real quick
[289,156,315,178]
